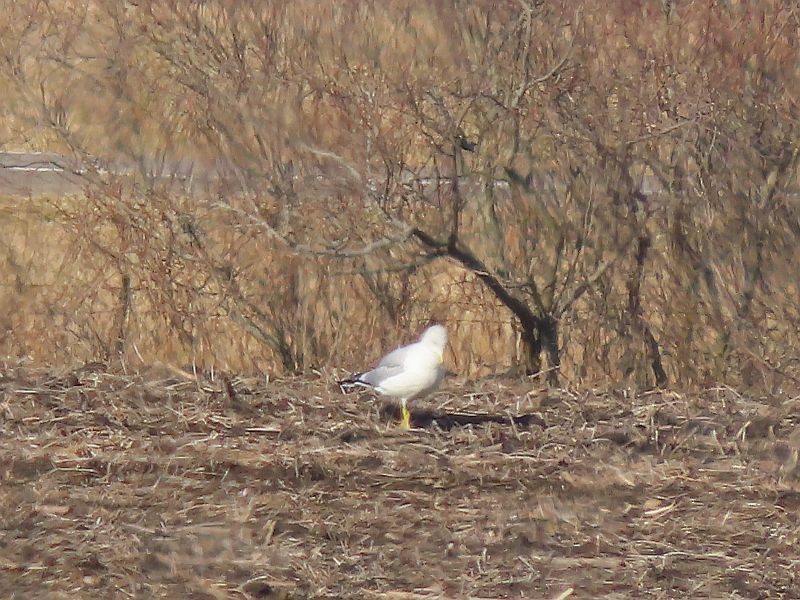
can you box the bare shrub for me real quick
[0,0,798,390]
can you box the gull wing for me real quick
[355,341,417,387]
[357,364,405,387]
[376,343,415,369]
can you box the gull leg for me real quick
[400,398,411,429]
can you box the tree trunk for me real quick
[520,315,560,386]
[629,234,668,387]
[412,228,561,384]
[542,317,560,386]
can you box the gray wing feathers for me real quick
[358,364,405,386]
[363,342,416,386]
[376,345,412,368]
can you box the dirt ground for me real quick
[0,365,798,599]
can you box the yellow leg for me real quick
[400,400,411,429]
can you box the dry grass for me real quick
[2,1,800,388]
[1,365,798,598]
[0,190,517,376]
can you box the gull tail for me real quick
[337,373,373,394]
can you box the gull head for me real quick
[419,324,447,358]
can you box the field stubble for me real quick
[0,365,798,599]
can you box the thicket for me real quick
[1,0,798,391]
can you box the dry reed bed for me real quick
[0,366,798,599]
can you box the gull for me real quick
[339,324,448,429]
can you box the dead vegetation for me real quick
[1,4,799,594]
[0,366,798,598]
[1,1,799,389]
